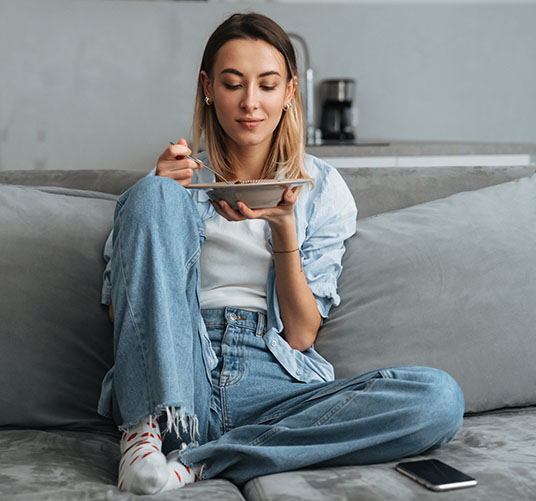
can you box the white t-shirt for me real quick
[199,214,271,312]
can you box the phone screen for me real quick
[396,459,477,491]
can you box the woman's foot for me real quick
[118,418,169,494]
[162,449,201,491]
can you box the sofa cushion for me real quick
[0,429,246,500]
[243,406,536,501]
[0,169,146,196]
[340,164,536,219]
[0,184,117,429]
[1,165,534,216]
[316,173,536,413]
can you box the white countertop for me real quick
[306,141,536,168]
[305,140,536,157]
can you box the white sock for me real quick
[160,449,201,491]
[118,417,169,494]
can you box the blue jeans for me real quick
[109,176,464,486]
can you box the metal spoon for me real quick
[169,142,231,184]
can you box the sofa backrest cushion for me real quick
[340,165,536,219]
[316,173,536,413]
[0,184,117,430]
[1,164,534,218]
[0,169,146,197]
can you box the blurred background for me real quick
[1,0,535,171]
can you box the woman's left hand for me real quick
[211,188,297,228]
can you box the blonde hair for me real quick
[191,13,307,181]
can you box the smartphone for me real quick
[395,459,477,492]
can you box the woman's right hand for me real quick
[156,138,200,186]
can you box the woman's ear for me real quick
[199,70,212,101]
[285,76,298,105]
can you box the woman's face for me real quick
[201,38,295,153]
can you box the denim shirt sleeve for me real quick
[264,155,357,384]
[300,156,357,318]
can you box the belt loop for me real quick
[256,312,265,337]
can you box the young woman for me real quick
[98,12,464,495]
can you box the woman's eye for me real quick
[261,86,276,91]
[224,83,241,90]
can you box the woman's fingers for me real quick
[156,138,200,186]
[211,200,246,221]
[159,143,189,162]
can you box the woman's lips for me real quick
[237,119,263,129]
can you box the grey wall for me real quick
[1,0,535,172]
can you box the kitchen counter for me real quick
[306,141,536,168]
[306,140,536,157]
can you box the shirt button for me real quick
[270,340,277,347]
[229,313,238,321]
[296,369,302,375]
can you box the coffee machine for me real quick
[320,79,357,143]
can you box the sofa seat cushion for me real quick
[317,173,536,413]
[243,406,536,500]
[0,429,246,500]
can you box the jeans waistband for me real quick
[201,308,266,336]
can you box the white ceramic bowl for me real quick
[186,178,312,209]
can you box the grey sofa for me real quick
[1,163,535,501]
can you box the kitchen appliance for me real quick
[320,78,357,143]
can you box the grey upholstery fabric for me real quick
[317,174,536,413]
[0,169,146,196]
[243,406,536,501]
[341,164,536,219]
[1,167,535,499]
[1,164,535,217]
[0,184,117,429]
[0,429,245,500]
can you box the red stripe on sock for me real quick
[142,451,153,459]
[185,466,191,474]
[127,432,138,441]
[130,455,140,466]
[174,471,181,483]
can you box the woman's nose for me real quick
[240,86,259,111]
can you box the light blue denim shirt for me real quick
[100,153,357,388]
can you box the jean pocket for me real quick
[303,370,384,403]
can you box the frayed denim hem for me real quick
[117,404,200,446]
